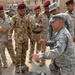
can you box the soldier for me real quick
[29,5,42,63]
[27,9,34,19]
[0,4,15,68]
[38,0,51,67]
[65,0,75,41]
[10,3,34,73]
[48,2,74,39]
[33,15,75,75]
[5,9,15,64]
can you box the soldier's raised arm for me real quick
[40,34,67,59]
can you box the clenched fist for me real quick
[38,39,47,46]
[32,51,42,62]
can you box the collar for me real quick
[67,8,75,14]
[71,8,75,14]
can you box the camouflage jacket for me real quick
[66,9,75,29]
[38,11,51,33]
[30,14,43,32]
[0,17,10,42]
[10,14,33,43]
[40,27,75,67]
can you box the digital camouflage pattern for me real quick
[40,27,75,75]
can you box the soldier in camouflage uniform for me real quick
[28,5,42,63]
[38,0,51,67]
[5,11,15,64]
[33,16,75,75]
[65,0,75,41]
[27,9,34,19]
[0,4,15,68]
[10,3,34,73]
[48,2,74,39]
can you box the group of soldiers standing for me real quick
[0,0,75,75]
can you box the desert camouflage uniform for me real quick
[10,14,33,67]
[66,9,75,35]
[40,27,75,75]
[29,14,42,60]
[38,11,51,52]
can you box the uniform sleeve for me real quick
[27,18,32,37]
[39,34,67,59]
[63,13,74,38]
[27,18,35,44]
[38,13,42,24]
[47,23,53,40]
[65,14,74,38]
[8,17,15,39]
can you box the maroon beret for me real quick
[65,0,74,5]
[43,0,50,7]
[0,4,3,10]
[18,3,26,10]
[34,5,40,10]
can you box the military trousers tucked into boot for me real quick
[15,41,28,67]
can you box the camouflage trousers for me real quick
[0,41,15,65]
[0,57,2,75]
[15,41,28,67]
[40,32,47,52]
[49,62,75,75]
[29,33,41,60]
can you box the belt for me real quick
[32,30,42,34]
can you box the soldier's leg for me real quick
[29,34,35,63]
[36,34,41,51]
[21,41,28,66]
[40,33,46,52]
[39,41,46,67]
[39,34,46,67]
[6,41,15,63]
[0,43,8,68]
[29,41,35,63]
[61,65,75,75]
[49,62,60,75]
[15,41,22,73]
[0,59,2,75]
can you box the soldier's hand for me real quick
[39,39,47,46]
[0,26,7,34]
[32,53,41,62]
